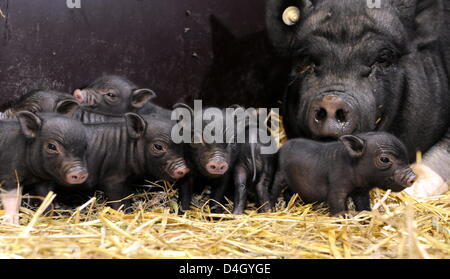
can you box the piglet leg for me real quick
[210,175,229,213]
[103,182,133,212]
[255,167,272,213]
[179,175,194,212]
[32,182,56,214]
[350,190,371,211]
[327,189,349,216]
[1,187,22,225]
[270,170,285,206]
[233,166,248,214]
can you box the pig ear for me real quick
[125,113,147,139]
[172,103,193,114]
[56,99,80,117]
[339,135,366,158]
[396,0,443,48]
[229,104,244,110]
[266,0,314,55]
[131,89,157,109]
[17,111,43,139]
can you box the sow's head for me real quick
[266,0,443,139]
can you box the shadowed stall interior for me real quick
[0,0,287,110]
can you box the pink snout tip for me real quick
[405,173,417,187]
[73,89,85,103]
[65,171,89,184]
[206,161,229,175]
[171,167,190,180]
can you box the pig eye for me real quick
[375,49,396,67]
[294,57,317,76]
[46,142,59,154]
[150,142,167,154]
[375,154,394,169]
[106,93,116,98]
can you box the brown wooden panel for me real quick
[0,0,283,110]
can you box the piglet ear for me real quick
[56,99,80,117]
[17,111,43,139]
[172,103,194,114]
[131,88,157,109]
[339,135,366,158]
[125,113,147,139]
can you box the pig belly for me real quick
[284,161,328,203]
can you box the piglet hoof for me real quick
[178,206,190,215]
[258,204,272,214]
[405,164,449,198]
[232,208,244,215]
[332,210,358,218]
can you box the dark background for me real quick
[0,0,287,110]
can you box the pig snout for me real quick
[206,160,229,175]
[171,167,190,179]
[168,160,190,180]
[73,89,97,107]
[65,167,89,184]
[73,89,86,103]
[394,167,417,188]
[307,95,358,138]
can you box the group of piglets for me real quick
[0,75,417,224]
[0,76,188,224]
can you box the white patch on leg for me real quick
[1,188,22,225]
[405,164,449,198]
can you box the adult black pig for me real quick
[0,112,89,224]
[73,75,171,122]
[271,132,417,216]
[266,0,450,197]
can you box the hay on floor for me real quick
[0,182,448,259]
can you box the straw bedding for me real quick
[0,181,448,259]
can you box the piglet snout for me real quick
[171,167,190,180]
[406,173,417,187]
[65,168,89,184]
[73,89,98,107]
[206,161,229,175]
[395,167,417,188]
[73,89,85,103]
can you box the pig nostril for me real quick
[315,108,327,122]
[335,109,347,123]
[210,165,216,170]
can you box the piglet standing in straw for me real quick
[271,132,417,216]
